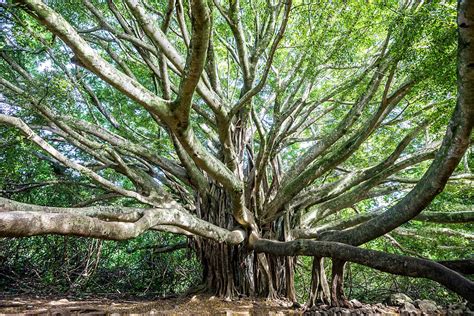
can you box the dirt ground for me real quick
[0,294,305,315]
[2,293,465,315]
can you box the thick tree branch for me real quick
[438,259,474,275]
[415,211,474,223]
[173,0,211,127]
[0,197,245,244]
[252,237,474,302]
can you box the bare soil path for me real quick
[0,294,468,315]
[0,294,301,315]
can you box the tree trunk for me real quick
[195,239,298,299]
[330,259,352,307]
[307,257,331,308]
[192,187,295,299]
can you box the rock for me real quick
[350,299,363,309]
[375,307,386,313]
[414,299,438,314]
[385,293,413,306]
[49,299,70,306]
[319,304,330,310]
[399,302,418,316]
[340,308,351,316]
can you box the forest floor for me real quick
[0,293,469,315]
[0,294,301,315]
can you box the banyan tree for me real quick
[0,0,473,305]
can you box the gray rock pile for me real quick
[304,293,473,315]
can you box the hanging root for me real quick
[306,257,331,309]
[330,259,352,308]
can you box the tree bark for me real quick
[307,257,331,307]
[192,188,294,299]
[330,259,351,307]
[439,259,474,275]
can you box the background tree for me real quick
[0,0,472,305]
